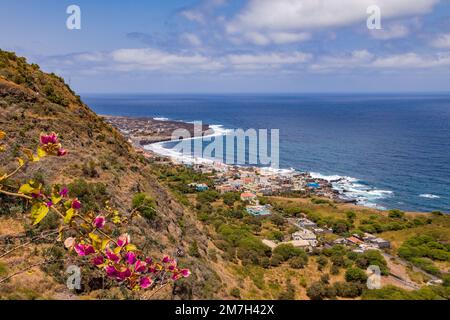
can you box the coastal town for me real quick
[105,115,392,257]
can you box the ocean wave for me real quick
[419,194,440,199]
[311,172,393,209]
[153,117,169,121]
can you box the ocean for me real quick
[83,94,450,213]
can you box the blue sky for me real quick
[1,0,450,93]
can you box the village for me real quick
[106,115,391,257]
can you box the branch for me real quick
[0,258,64,285]
[0,230,59,259]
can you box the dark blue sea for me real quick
[83,94,450,213]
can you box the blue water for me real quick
[83,94,450,213]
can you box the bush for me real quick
[132,193,156,221]
[388,209,405,219]
[188,241,200,257]
[289,256,307,269]
[306,281,327,300]
[333,282,363,298]
[355,250,389,275]
[230,287,241,299]
[345,267,368,283]
[273,244,308,263]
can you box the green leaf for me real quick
[19,184,34,194]
[51,194,62,205]
[37,146,46,158]
[125,244,137,252]
[31,203,49,225]
[64,208,75,224]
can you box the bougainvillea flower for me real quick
[125,252,137,265]
[71,199,81,210]
[134,260,147,273]
[74,244,95,256]
[40,133,58,145]
[105,251,120,263]
[172,273,182,281]
[140,277,153,289]
[162,256,171,264]
[64,237,75,249]
[145,257,153,265]
[57,148,67,157]
[45,201,53,208]
[180,269,191,278]
[106,265,118,278]
[117,233,130,247]
[117,268,132,281]
[148,266,157,274]
[93,215,106,229]
[92,255,104,266]
[168,265,176,272]
[59,187,69,197]
[31,192,43,199]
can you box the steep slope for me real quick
[0,50,224,299]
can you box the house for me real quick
[262,239,277,250]
[287,240,312,251]
[216,184,234,194]
[333,238,347,245]
[363,233,377,242]
[189,183,209,192]
[241,192,257,202]
[346,236,364,246]
[246,205,272,217]
[297,218,317,229]
[292,229,318,247]
[370,238,391,249]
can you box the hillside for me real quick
[0,50,223,299]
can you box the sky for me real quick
[1,0,450,93]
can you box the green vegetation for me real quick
[398,235,450,276]
[132,193,156,221]
[362,285,450,300]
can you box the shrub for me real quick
[273,244,308,263]
[345,267,368,283]
[230,287,241,299]
[132,193,156,221]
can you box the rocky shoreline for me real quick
[103,115,359,206]
[103,115,210,146]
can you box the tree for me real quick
[345,267,368,283]
[306,281,327,300]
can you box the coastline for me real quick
[103,115,406,210]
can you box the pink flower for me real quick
[125,252,137,265]
[59,187,69,197]
[172,273,181,281]
[140,277,153,289]
[106,265,118,278]
[92,256,104,266]
[93,215,106,229]
[145,257,153,265]
[57,148,67,157]
[105,251,120,263]
[45,201,53,208]
[148,266,157,274]
[180,269,191,278]
[117,233,130,247]
[134,260,147,273]
[117,268,131,281]
[74,244,95,256]
[71,199,81,210]
[162,256,171,264]
[40,133,58,145]
[168,265,176,271]
[31,192,43,199]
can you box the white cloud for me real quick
[226,0,438,44]
[370,23,410,40]
[311,50,374,71]
[180,33,203,47]
[371,52,450,68]
[227,52,312,70]
[180,10,205,24]
[110,48,223,72]
[430,34,450,48]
